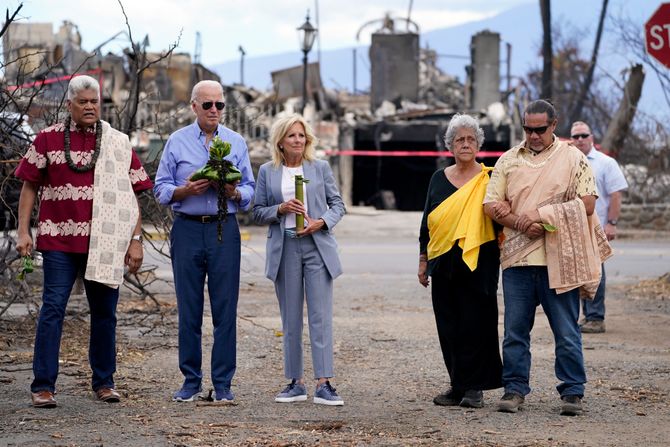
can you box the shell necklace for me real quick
[63,116,102,173]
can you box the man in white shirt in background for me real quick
[570,121,628,334]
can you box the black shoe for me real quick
[433,388,463,406]
[460,390,484,408]
[560,395,583,416]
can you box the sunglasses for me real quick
[571,133,591,140]
[200,101,225,110]
[522,125,551,135]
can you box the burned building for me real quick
[335,28,511,211]
[0,19,221,228]
[2,20,219,130]
[338,113,510,211]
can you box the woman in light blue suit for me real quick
[253,114,346,406]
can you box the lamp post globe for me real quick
[297,11,317,114]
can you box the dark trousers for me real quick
[170,215,240,392]
[582,264,606,321]
[32,250,119,393]
[431,258,503,392]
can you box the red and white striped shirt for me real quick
[14,122,153,253]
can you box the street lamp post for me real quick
[297,11,317,114]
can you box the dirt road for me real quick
[1,209,669,446]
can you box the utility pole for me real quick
[238,45,246,85]
[314,0,321,65]
[353,48,357,94]
[194,31,202,65]
[506,42,512,94]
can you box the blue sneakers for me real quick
[313,381,344,406]
[172,387,202,402]
[275,380,308,403]
[215,388,235,402]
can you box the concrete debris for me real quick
[374,101,397,118]
[419,48,464,110]
[486,102,507,128]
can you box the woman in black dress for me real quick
[418,113,503,408]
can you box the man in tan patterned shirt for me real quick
[483,100,599,417]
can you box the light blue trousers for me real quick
[274,233,334,380]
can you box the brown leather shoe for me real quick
[95,387,121,403]
[31,390,57,408]
[580,320,606,333]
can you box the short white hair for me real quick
[67,75,100,100]
[191,80,223,102]
[444,113,485,150]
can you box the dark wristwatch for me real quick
[607,219,618,226]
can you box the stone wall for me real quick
[621,165,670,204]
[619,204,670,231]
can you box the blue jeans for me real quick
[170,215,240,392]
[582,264,606,321]
[501,266,586,398]
[32,251,119,393]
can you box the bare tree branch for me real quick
[0,3,23,39]
[116,0,181,135]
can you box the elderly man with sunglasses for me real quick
[483,100,611,416]
[154,80,255,403]
[570,121,628,334]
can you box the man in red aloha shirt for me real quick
[14,75,153,408]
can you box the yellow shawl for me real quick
[427,165,495,271]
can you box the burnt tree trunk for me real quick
[601,64,645,159]
[122,40,147,136]
[563,0,609,135]
[540,0,552,100]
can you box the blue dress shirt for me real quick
[154,122,255,215]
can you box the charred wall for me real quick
[349,119,510,211]
[370,33,419,111]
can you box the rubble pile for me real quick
[418,48,464,110]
